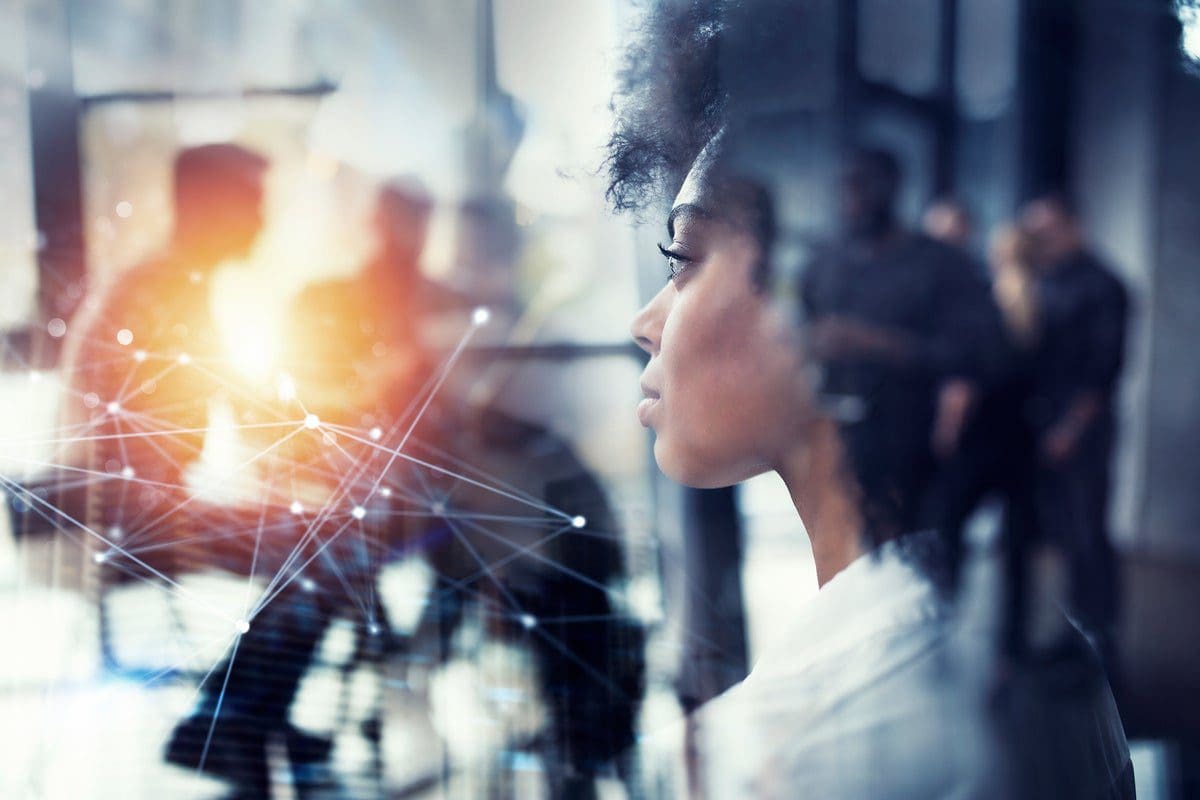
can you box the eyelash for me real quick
[657,243,693,282]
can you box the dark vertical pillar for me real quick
[1017,0,1080,199]
[26,0,86,341]
[674,486,748,709]
[835,0,861,148]
[933,0,959,195]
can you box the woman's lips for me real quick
[638,378,661,427]
[637,397,660,427]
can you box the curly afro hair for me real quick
[604,0,733,214]
[604,0,821,216]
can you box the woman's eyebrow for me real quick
[666,203,710,238]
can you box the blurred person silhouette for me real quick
[280,178,459,429]
[1020,193,1129,670]
[611,1,1129,796]
[918,197,1021,601]
[921,196,987,467]
[165,179,449,793]
[163,179,448,793]
[801,148,1003,545]
[59,142,267,577]
[923,225,1045,658]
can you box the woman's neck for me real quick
[777,418,864,587]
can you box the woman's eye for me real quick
[658,244,692,283]
[666,256,687,281]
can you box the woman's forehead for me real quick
[674,158,709,207]
[668,159,724,237]
[668,150,764,240]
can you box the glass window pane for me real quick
[858,0,943,96]
[957,0,1019,119]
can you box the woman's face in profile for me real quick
[631,166,811,489]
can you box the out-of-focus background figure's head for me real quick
[372,177,433,267]
[838,147,901,239]
[171,143,268,267]
[1019,193,1083,270]
[923,197,975,250]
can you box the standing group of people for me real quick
[920,187,1129,668]
[799,147,1129,671]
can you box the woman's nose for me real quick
[631,285,669,356]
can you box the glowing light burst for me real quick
[186,399,268,507]
[210,270,283,380]
[277,373,297,402]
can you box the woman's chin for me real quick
[654,440,760,490]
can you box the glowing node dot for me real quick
[304,413,320,429]
[519,614,537,630]
[367,622,381,636]
[369,426,383,441]
[571,515,586,529]
[380,487,392,498]
[300,577,316,592]
[236,619,250,634]
[431,501,446,515]
[290,500,304,515]
[92,552,107,564]
[46,317,67,338]
[177,353,191,365]
[134,349,147,362]
[115,201,133,219]
[120,466,135,480]
[351,505,366,520]
[116,328,133,346]
[108,526,123,540]
[106,401,120,414]
[471,306,491,326]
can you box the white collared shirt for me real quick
[688,534,1131,799]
